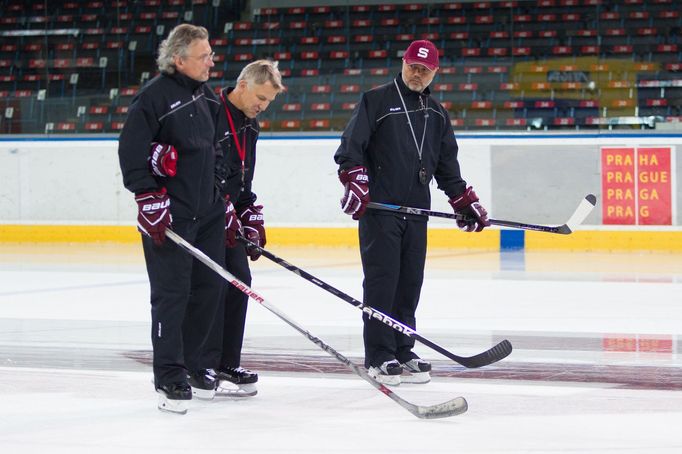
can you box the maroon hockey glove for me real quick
[339,166,370,220]
[239,205,266,261]
[224,195,241,248]
[448,186,490,233]
[149,142,178,177]
[135,188,172,245]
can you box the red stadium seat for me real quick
[84,122,104,132]
[505,118,527,127]
[56,122,76,131]
[88,106,109,115]
[309,119,330,129]
[311,85,331,93]
[310,103,331,111]
[280,120,301,129]
[282,103,302,112]
[329,51,349,59]
[340,84,360,93]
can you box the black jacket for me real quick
[215,87,259,212]
[334,74,467,212]
[118,71,222,219]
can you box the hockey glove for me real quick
[149,142,178,177]
[239,205,266,261]
[448,186,490,233]
[224,195,242,248]
[135,188,172,245]
[339,166,370,220]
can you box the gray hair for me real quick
[156,24,209,74]
[237,59,285,92]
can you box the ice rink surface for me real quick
[1,242,681,453]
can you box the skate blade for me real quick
[368,372,401,386]
[216,382,257,397]
[191,387,216,400]
[157,394,189,415]
[400,371,431,384]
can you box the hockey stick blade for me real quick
[558,193,597,234]
[454,339,513,368]
[367,193,596,235]
[166,230,467,419]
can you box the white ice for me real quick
[1,244,681,453]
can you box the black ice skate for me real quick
[367,359,403,386]
[400,358,432,384]
[215,366,258,397]
[188,369,217,400]
[156,382,192,415]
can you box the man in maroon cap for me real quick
[334,40,490,385]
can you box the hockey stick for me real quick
[166,229,467,419]
[239,236,512,369]
[367,194,597,235]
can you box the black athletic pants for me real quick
[359,212,427,368]
[203,241,252,369]
[142,202,225,389]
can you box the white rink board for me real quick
[0,134,680,227]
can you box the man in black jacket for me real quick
[118,24,225,414]
[206,60,284,397]
[334,40,490,386]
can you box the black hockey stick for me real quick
[367,194,597,235]
[239,236,512,369]
[166,230,467,419]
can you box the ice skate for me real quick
[215,366,258,397]
[188,369,217,400]
[400,358,432,384]
[367,359,402,386]
[156,382,192,415]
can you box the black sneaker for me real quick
[188,369,217,400]
[156,382,191,414]
[216,366,259,385]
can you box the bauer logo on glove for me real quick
[239,205,266,261]
[140,198,170,212]
[149,142,178,177]
[244,212,264,223]
[135,188,172,246]
[339,166,370,220]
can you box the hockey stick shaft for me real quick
[239,236,512,369]
[166,229,467,419]
[367,194,596,235]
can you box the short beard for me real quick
[406,80,425,92]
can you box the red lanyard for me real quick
[219,90,246,178]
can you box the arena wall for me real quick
[1,133,680,251]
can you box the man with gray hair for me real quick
[118,23,225,414]
[204,59,284,397]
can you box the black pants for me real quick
[203,242,251,369]
[359,213,427,368]
[142,202,225,388]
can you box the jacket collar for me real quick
[165,70,203,92]
[395,72,431,97]
[220,87,248,125]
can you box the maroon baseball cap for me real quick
[403,40,439,70]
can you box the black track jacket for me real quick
[215,87,259,212]
[118,71,222,219]
[334,74,467,212]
